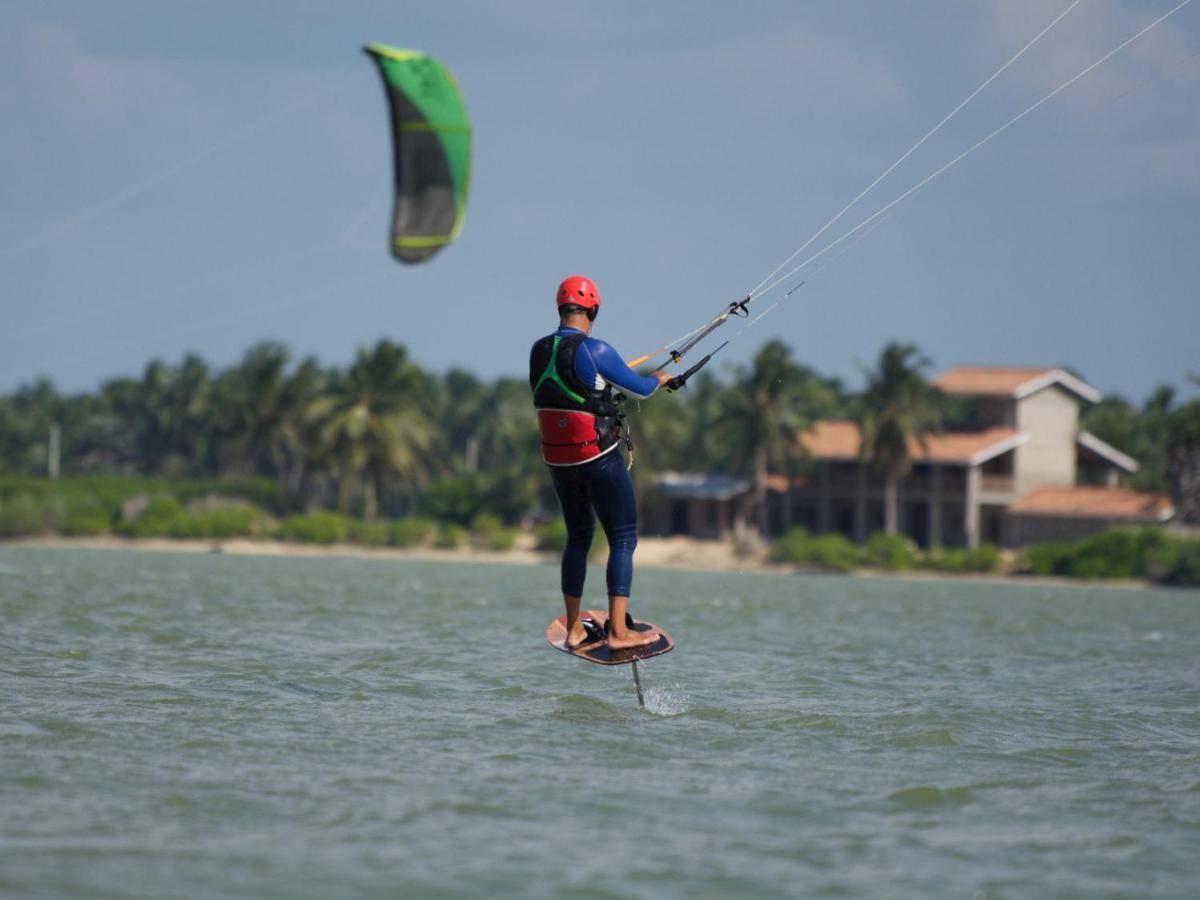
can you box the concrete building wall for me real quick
[1014,387,1079,496]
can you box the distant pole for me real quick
[47,423,61,479]
[465,435,479,473]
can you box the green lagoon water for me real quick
[1,545,1198,899]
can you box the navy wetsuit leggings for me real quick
[548,449,638,598]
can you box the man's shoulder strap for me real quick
[531,333,587,404]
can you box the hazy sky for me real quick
[1,0,1197,403]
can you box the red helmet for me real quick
[556,275,601,311]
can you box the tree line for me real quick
[1,338,1197,526]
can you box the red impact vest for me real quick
[529,333,620,466]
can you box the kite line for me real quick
[0,66,363,266]
[629,0,1194,370]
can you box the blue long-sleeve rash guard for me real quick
[556,326,660,400]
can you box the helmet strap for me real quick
[559,303,596,322]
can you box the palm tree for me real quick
[83,377,145,472]
[1138,383,1177,491]
[1166,375,1200,524]
[473,377,539,463]
[166,354,216,475]
[857,343,942,536]
[133,360,176,474]
[0,395,21,472]
[310,340,442,519]
[474,376,549,521]
[623,383,692,474]
[438,368,488,472]
[215,342,323,491]
[712,340,823,534]
[5,378,63,474]
[123,355,213,475]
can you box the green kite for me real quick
[364,44,472,264]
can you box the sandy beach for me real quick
[9,533,1157,590]
[11,533,779,573]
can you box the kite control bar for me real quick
[627,295,750,369]
[665,341,728,392]
[666,298,748,365]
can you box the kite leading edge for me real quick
[363,43,472,265]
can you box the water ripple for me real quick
[2,545,1199,898]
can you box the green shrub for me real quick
[171,478,286,514]
[166,511,211,539]
[806,534,860,572]
[470,513,503,546]
[391,516,435,548]
[1153,539,1200,586]
[1021,528,1181,581]
[277,511,351,544]
[922,546,1002,574]
[469,513,517,552]
[1071,555,1117,579]
[535,520,568,552]
[923,548,967,573]
[1034,528,1164,579]
[116,499,269,541]
[418,475,482,526]
[61,509,112,536]
[0,475,288,522]
[1023,542,1072,576]
[1072,528,1164,578]
[488,527,518,551]
[962,543,1003,573]
[348,519,391,547]
[0,494,54,537]
[479,468,541,523]
[202,505,269,539]
[435,523,466,549]
[768,527,809,564]
[863,532,918,570]
[121,496,185,538]
[60,494,114,536]
[769,528,859,572]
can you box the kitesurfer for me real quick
[530,276,671,650]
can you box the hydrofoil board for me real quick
[546,609,674,666]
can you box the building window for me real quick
[670,501,688,535]
[834,503,855,537]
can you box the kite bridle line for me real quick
[624,0,1193,376]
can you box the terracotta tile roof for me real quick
[932,366,1055,395]
[798,419,1025,465]
[798,420,862,459]
[1011,486,1174,521]
[764,474,789,493]
[932,366,1101,402]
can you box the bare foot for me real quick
[564,627,591,649]
[565,619,601,649]
[606,628,660,651]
